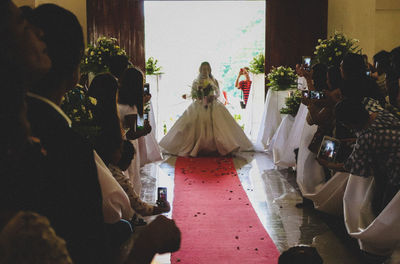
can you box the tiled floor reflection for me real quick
[140,152,398,264]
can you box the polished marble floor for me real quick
[139,151,398,264]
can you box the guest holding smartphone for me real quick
[235,67,252,109]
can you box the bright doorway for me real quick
[145,1,265,141]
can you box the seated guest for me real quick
[110,140,171,216]
[28,4,180,263]
[0,211,73,264]
[372,50,391,95]
[340,53,386,106]
[325,99,400,215]
[0,0,51,228]
[88,74,169,216]
[327,66,342,91]
[118,67,152,197]
[27,4,120,262]
[109,54,131,81]
[300,63,329,92]
[87,73,124,165]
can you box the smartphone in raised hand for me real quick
[157,187,167,207]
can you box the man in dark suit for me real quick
[26,4,181,264]
[26,5,110,263]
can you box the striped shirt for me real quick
[239,80,252,105]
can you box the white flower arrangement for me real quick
[313,31,361,67]
[267,66,297,91]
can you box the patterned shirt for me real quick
[239,80,252,105]
[362,97,385,113]
[345,110,400,189]
[108,164,154,216]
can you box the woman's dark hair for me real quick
[311,63,328,91]
[118,67,144,116]
[340,53,385,105]
[19,5,33,21]
[327,66,342,90]
[340,77,386,106]
[341,53,366,80]
[0,0,30,159]
[199,61,215,80]
[30,4,84,94]
[88,73,122,165]
[109,55,130,79]
[373,50,391,75]
[117,140,135,170]
[335,99,370,127]
[278,246,323,264]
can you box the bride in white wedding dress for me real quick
[159,62,253,157]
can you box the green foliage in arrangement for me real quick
[280,90,302,117]
[267,66,297,91]
[81,36,128,74]
[60,85,100,143]
[313,31,361,67]
[248,53,265,74]
[145,57,163,75]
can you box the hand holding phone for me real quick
[317,136,341,162]
[144,83,150,94]
[157,187,167,207]
[302,56,311,71]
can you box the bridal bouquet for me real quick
[267,66,297,91]
[313,31,361,67]
[61,85,100,142]
[191,79,215,107]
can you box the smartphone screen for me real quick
[302,56,311,70]
[302,90,310,98]
[310,91,325,99]
[317,136,341,162]
[157,187,167,202]
[144,83,150,94]
[137,115,144,129]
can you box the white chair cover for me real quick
[273,103,308,168]
[344,175,400,256]
[255,89,295,151]
[138,102,163,167]
[296,120,349,215]
[268,114,295,164]
[243,74,265,142]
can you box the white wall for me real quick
[328,0,376,58]
[328,0,400,59]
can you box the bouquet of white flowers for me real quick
[191,79,216,108]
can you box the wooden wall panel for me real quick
[265,0,328,75]
[87,0,145,72]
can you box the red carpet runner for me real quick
[171,157,280,263]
